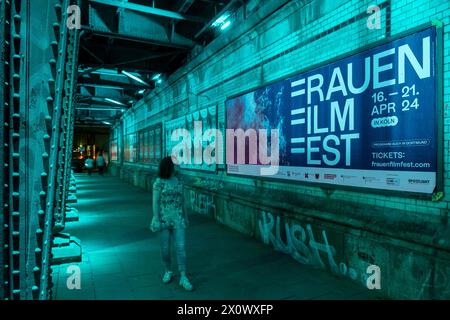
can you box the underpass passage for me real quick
[2,0,450,301]
[52,175,380,300]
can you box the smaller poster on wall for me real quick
[165,105,218,171]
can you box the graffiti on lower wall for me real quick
[258,211,371,286]
[226,201,244,224]
[418,264,450,299]
[192,177,224,191]
[189,189,216,216]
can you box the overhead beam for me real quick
[80,44,105,64]
[82,41,188,57]
[174,0,196,13]
[78,67,102,76]
[78,94,132,102]
[77,82,148,90]
[78,42,185,70]
[114,51,181,67]
[76,103,128,111]
[78,65,162,76]
[78,63,164,77]
[77,98,129,105]
[89,0,208,23]
[82,27,194,49]
[76,106,124,111]
[172,0,196,31]
[78,73,153,89]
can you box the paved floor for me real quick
[52,174,381,300]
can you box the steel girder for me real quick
[38,0,73,300]
[89,0,207,23]
[2,0,41,300]
[1,0,81,300]
[54,22,81,233]
[87,1,197,49]
[78,86,133,100]
[0,0,10,301]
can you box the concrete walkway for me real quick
[52,174,381,300]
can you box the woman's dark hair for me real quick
[158,156,175,179]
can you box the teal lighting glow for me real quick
[212,13,230,27]
[121,70,149,86]
[104,98,126,106]
[220,20,231,30]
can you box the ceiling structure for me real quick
[76,0,245,126]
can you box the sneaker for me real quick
[162,271,173,284]
[179,275,194,291]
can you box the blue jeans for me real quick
[160,228,187,273]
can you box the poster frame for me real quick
[224,23,444,198]
[165,104,219,174]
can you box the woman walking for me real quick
[150,156,193,291]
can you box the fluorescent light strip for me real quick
[77,107,123,111]
[105,98,126,106]
[121,70,149,86]
[221,21,231,30]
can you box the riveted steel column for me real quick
[54,16,80,232]
[0,0,11,301]
[39,0,71,300]
[1,0,78,300]
[61,17,80,226]
[9,0,30,300]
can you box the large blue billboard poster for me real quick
[226,27,438,194]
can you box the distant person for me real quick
[150,156,193,291]
[96,152,106,176]
[84,157,94,176]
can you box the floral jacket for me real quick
[151,177,186,231]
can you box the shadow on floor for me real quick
[53,174,382,300]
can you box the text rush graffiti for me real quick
[226,27,437,194]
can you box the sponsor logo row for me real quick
[229,166,432,186]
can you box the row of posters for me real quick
[113,27,439,195]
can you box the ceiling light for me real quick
[152,73,161,80]
[90,68,121,76]
[77,107,124,111]
[221,20,231,30]
[121,70,149,86]
[212,13,230,27]
[138,89,145,94]
[102,121,112,125]
[104,98,126,106]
